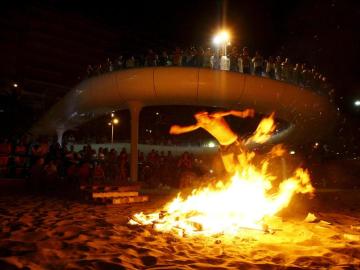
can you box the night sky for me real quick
[1,0,359,136]
[3,0,359,106]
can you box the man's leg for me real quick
[221,153,237,174]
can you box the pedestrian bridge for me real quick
[32,67,336,143]
[31,67,337,180]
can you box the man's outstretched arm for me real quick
[169,124,200,135]
[211,109,255,118]
[230,109,255,118]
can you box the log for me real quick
[112,195,149,205]
[92,191,138,198]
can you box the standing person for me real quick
[238,47,251,74]
[145,49,157,66]
[172,47,182,66]
[274,56,282,80]
[125,56,136,68]
[202,48,212,68]
[86,65,94,77]
[116,56,124,70]
[117,149,128,183]
[169,109,255,174]
[158,51,169,66]
[195,47,204,67]
[252,51,264,76]
[229,46,239,72]
[210,50,220,70]
[292,63,302,85]
[266,56,276,79]
[281,58,293,82]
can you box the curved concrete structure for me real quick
[32,67,336,142]
[31,67,336,180]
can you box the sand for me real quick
[0,191,360,270]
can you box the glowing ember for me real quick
[130,112,314,237]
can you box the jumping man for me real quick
[169,109,255,173]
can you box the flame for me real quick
[246,113,276,144]
[129,113,314,237]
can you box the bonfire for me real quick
[129,113,314,237]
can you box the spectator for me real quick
[238,47,251,74]
[125,56,136,68]
[28,158,44,188]
[210,50,220,70]
[116,56,124,69]
[86,65,94,77]
[106,58,114,72]
[43,160,58,187]
[158,50,169,66]
[301,64,312,88]
[252,51,264,76]
[107,149,118,182]
[229,46,239,72]
[292,63,302,85]
[172,47,182,66]
[93,161,105,184]
[117,148,128,183]
[145,49,157,66]
[265,56,276,79]
[194,47,204,67]
[182,48,192,66]
[274,56,282,80]
[203,48,212,68]
[77,161,91,185]
[281,58,293,81]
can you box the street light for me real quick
[108,117,119,144]
[213,30,231,71]
[213,30,230,56]
[354,100,360,107]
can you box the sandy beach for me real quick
[0,189,360,270]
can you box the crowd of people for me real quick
[85,46,335,99]
[0,136,215,192]
[1,134,359,190]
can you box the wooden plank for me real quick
[92,191,138,198]
[116,185,141,192]
[80,184,141,192]
[112,195,149,205]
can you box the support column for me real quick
[128,101,143,182]
[56,126,66,147]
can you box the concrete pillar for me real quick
[56,127,66,146]
[128,101,143,182]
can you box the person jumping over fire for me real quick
[169,109,255,174]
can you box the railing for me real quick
[85,56,335,101]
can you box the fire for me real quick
[129,113,314,237]
[246,112,276,144]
